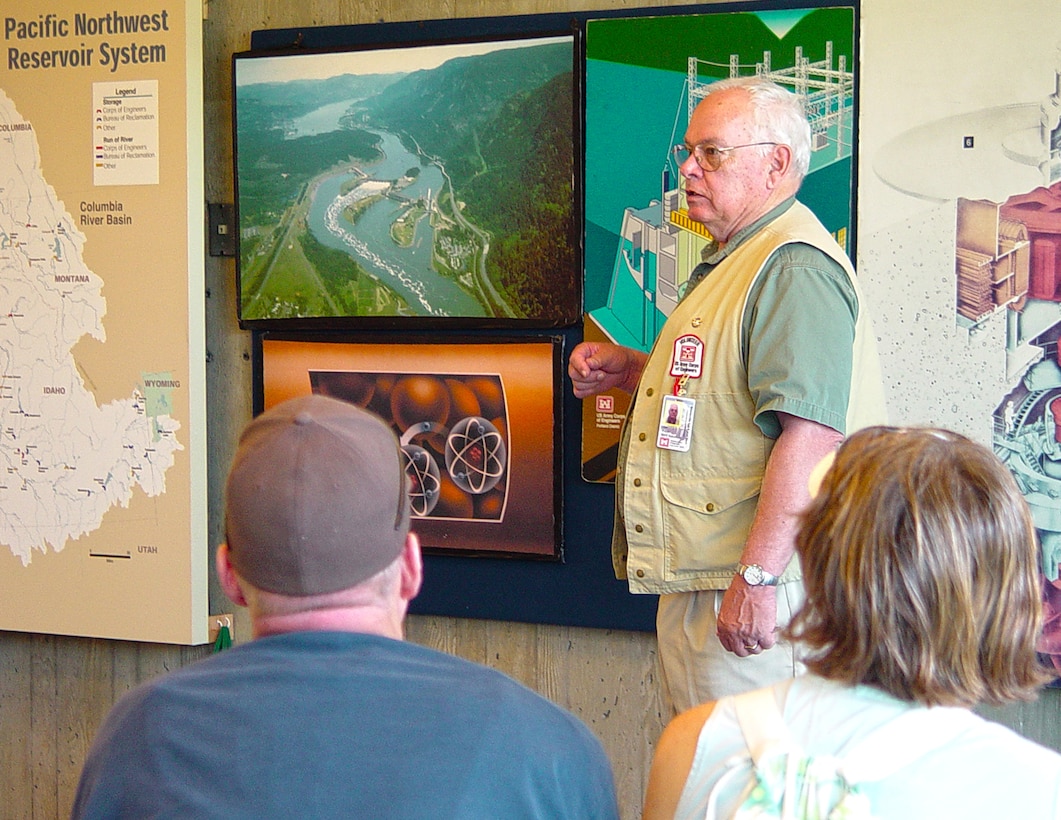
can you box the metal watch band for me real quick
[736,562,780,586]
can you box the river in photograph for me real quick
[301,119,485,317]
[290,99,361,137]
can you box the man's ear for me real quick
[767,143,793,185]
[399,532,423,603]
[216,542,249,607]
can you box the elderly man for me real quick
[569,77,886,714]
[72,395,619,819]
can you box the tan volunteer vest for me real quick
[614,202,886,594]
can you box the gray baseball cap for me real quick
[224,394,410,596]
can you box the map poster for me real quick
[0,0,207,643]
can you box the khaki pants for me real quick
[656,581,805,716]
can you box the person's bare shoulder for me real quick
[643,701,717,820]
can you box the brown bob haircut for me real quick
[787,426,1050,707]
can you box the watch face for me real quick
[743,565,764,585]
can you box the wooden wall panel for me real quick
[29,636,59,819]
[0,634,33,813]
[55,640,111,813]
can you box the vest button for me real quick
[706,502,716,512]
[645,387,654,397]
[638,432,646,441]
[633,478,642,487]
[636,569,645,578]
[635,524,644,533]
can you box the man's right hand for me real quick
[568,342,645,398]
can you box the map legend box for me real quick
[93,80,159,186]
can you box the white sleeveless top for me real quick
[674,675,1061,819]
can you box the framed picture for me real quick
[233,26,581,330]
[579,3,859,481]
[256,333,563,559]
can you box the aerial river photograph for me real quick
[233,34,578,324]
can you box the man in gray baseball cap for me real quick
[222,392,412,603]
[73,395,619,819]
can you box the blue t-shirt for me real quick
[72,631,619,819]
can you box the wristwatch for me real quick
[736,562,779,586]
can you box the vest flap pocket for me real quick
[660,473,761,514]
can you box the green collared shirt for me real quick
[686,199,858,439]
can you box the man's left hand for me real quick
[716,581,778,657]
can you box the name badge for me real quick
[657,395,695,452]
[670,334,703,379]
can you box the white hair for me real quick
[706,77,812,178]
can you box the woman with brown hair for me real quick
[644,426,1061,819]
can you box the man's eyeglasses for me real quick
[672,141,778,171]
